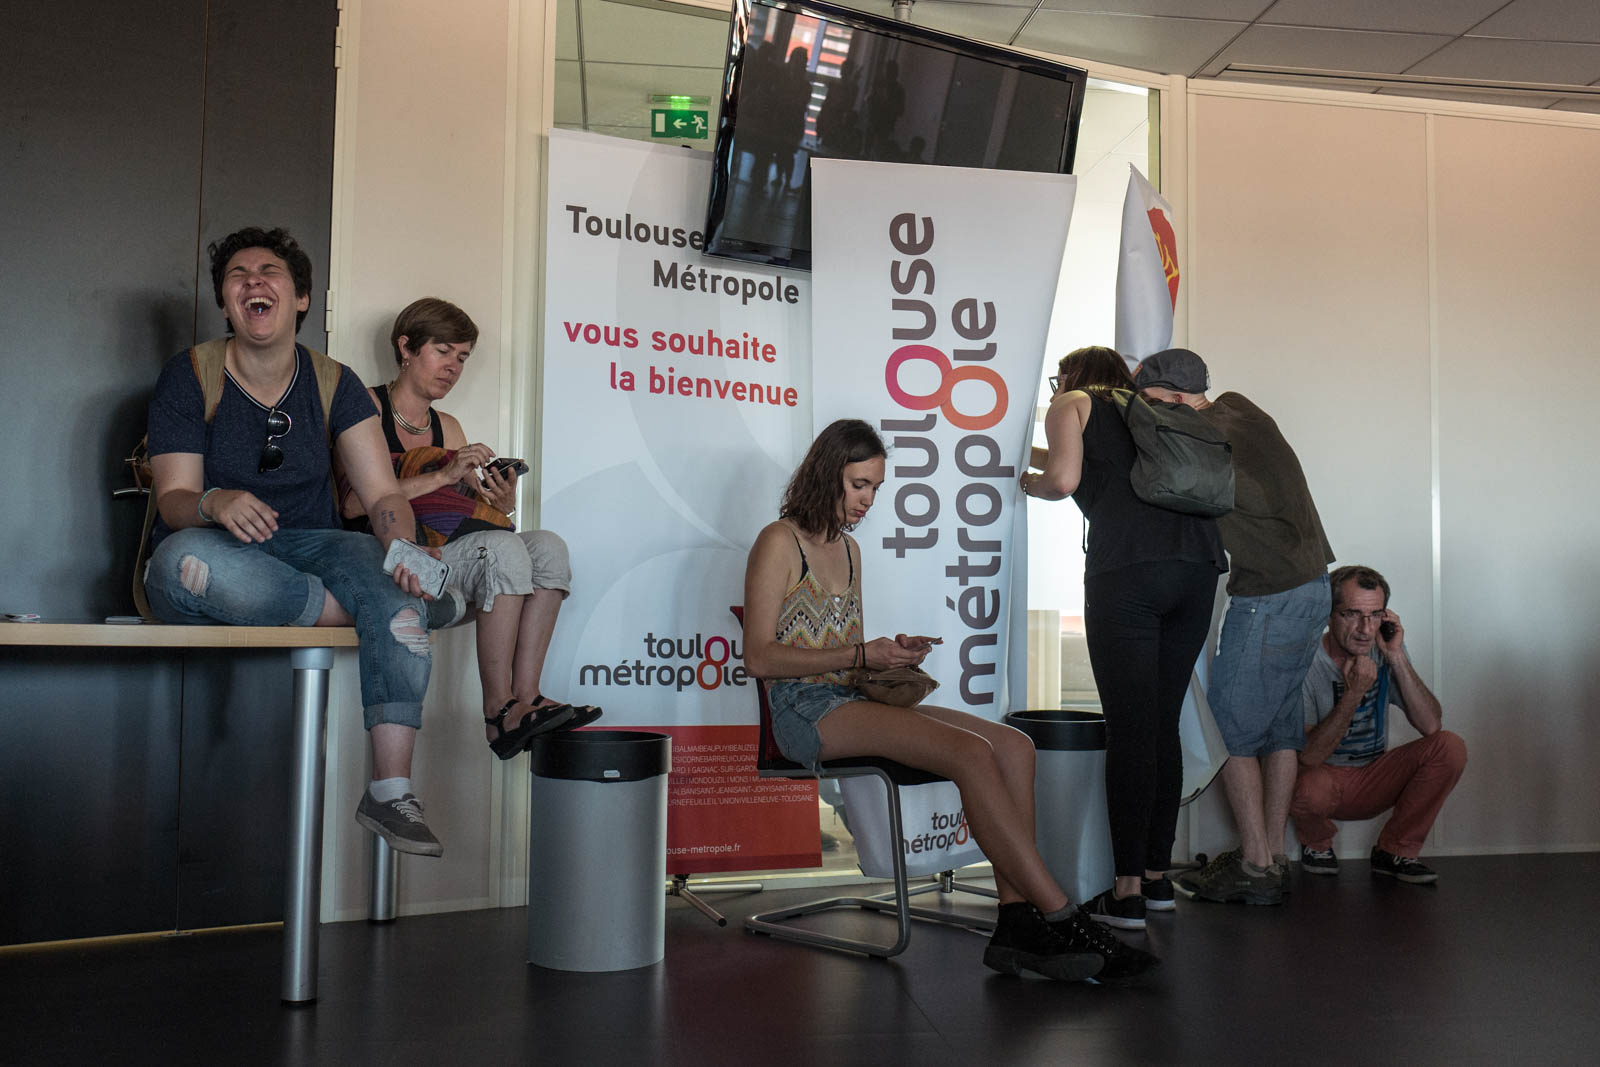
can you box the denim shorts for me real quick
[1207,574,1331,758]
[767,681,864,774]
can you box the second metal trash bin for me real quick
[527,729,670,972]
[1005,710,1115,906]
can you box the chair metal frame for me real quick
[742,675,997,959]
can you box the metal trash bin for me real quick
[527,730,670,971]
[1005,710,1114,906]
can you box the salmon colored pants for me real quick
[1290,730,1467,858]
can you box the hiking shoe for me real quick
[1301,846,1340,876]
[1084,889,1147,930]
[983,903,1104,982]
[1046,907,1160,985]
[356,791,443,857]
[1173,850,1283,905]
[1141,876,1176,912]
[1370,848,1438,884]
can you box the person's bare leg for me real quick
[315,589,352,626]
[1221,755,1273,868]
[818,702,1068,912]
[370,723,416,780]
[511,588,564,706]
[911,705,1040,906]
[1262,748,1299,862]
[475,593,532,738]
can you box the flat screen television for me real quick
[704,0,1087,271]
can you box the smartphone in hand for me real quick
[487,457,529,478]
[383,539,450,599]
[1379,620,1397,641]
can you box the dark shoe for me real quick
[982,903,1105,982]
[1047,908,1160,985]
[485,699,575,759]
[1370,847,1438,884]
[1174,850,1283,905]
[1301,846,1340,876]
[1273,853,1292,895]
[1141,876,1176,912]
[1084,888,1147,930]
[426,586,468,629]
[355,791,443,857]
[558,704,604,731]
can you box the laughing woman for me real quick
[742,418,1156,983]
[343,298,598,759]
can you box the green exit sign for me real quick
[651,108,709,139]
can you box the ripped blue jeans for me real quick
[144,527,431,729]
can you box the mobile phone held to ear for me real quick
[487,457,529,478]
[383,539,451,599]
[1379,620,1397,642]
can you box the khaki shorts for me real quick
[440,529,571,614]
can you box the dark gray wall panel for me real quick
[194,0,338,353]
[0,651,184,944]
[1,1,207,620]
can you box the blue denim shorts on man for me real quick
[767,681,864,774]
[1207,574,1331,757]
[144,527,432,730]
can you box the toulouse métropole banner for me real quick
[808,158,1076,723]
[538,129,819,874]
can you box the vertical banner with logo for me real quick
[808,158,1076,721]
[1114,164,1179,368]
[539,129,819,873]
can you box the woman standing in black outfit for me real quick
[1021,347,1227,931]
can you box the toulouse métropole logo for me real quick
[878,211,1014,707]
[579,631,750,692]
[904,805,971,856]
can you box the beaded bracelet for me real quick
[197,487,220,524]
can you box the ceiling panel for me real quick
[1257,0,1504,36]
[1209,25,1451,77]
[1374,85,1563,111]
[902,3,1031,46]
[1405,37,1600,85]
[1472,0,1600,43]
[1018,11,1249,75]
[1035,1,1270,16]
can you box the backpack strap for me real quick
[131,341,344,619]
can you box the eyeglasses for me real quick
[1048,375,1065,394]
[258,408,292,473]
[1335,609,1386,624]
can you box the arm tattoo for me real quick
[375,508,400,537]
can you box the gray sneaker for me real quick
[1174,849,1283,905]
[356,791,444,857]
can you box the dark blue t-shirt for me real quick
[147,345,379,544]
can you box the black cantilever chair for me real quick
[734,609,996,958]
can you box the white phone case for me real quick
[382,539,450,599]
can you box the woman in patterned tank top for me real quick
[741,419,1156,984]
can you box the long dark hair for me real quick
[780,419,885,540]
[1056,345,1135,394]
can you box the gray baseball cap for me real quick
[1136,348,1210,393]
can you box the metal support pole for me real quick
[369,834,398,923]
[282,646,333,1004]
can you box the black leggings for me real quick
[1084,559,1218,878]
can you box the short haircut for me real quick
[780,419,885,541]
[207,227,314,332]
[1055,345,1136,394]
[1329,564,1391,609]
[390,297,479,366]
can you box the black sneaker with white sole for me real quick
[983,903,1104,982]
[1141,876,1176,912]
[1084,888,1147,930]
[1301,846,1340,876]
[1370,847,1438,884]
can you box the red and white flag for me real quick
[1114,164,1179,370]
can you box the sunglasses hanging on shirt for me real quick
[258,408,292,473]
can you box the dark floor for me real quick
[3,853,1596,1066]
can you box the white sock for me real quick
[369,776,412,804]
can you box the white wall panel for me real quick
[1432,115,1600,851]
